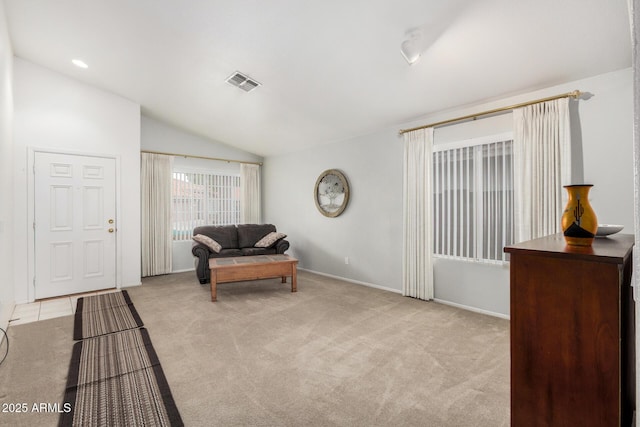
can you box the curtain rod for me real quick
[398,90,583,135]
[140,150,263,166]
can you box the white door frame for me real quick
[27,147,122,302]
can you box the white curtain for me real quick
[141,153,173,277]
[513,98,571,243]
[240,163,261,224]
[402,128,434,300]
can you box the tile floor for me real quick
[9,289,119,326]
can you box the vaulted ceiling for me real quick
[4,0,632,156]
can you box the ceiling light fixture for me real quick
[71,59,88,69]
[225,71,261,92]
[400,30,423,65]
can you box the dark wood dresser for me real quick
[505,233,635,426]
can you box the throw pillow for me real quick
[193,234,222,253]
[254,232,287,248]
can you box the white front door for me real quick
[34,152,117,299]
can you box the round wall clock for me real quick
[314,169,350,217]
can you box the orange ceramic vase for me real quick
[561,185,598,246]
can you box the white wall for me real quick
[263,68,634,317]
[0,1,14,328]
[12,58,141,303]
[630,1,639,416]
[141,115,263,165]
[141,115,263,272]
[263,128,404,293]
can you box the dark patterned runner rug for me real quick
[60,328,183,427]
[73,291,144,340]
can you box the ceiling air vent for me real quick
[226,71,261,92]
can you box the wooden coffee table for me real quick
[208,254,298,302]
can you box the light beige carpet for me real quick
[0,270,509,426]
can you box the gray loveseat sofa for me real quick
[192,224,290,284]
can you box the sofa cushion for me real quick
[214,248,243,258]
[193,225,238,249]
[254,232,287,248]
[240,247,276,256]
[237,224,276,248]
[192,234,222,253]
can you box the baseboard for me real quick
[161,266,509,320]
[0,301,16,333]
[433,298,510,320]
[299,268,402,295]
[171,268,195,274]
[298,271,509,320]
[124,282,142,287]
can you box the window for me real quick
[433,134,514,262]
[171,170,240,240]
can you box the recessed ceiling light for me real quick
[71,59,88,69]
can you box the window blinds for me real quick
[171,171,240,240]
[433,139,514,262]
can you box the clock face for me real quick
[314,170,349,217]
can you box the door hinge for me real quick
[33,222,35,230]
[33,277,36,288]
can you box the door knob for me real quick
[108,228,114,233]
[108,219,114,224]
